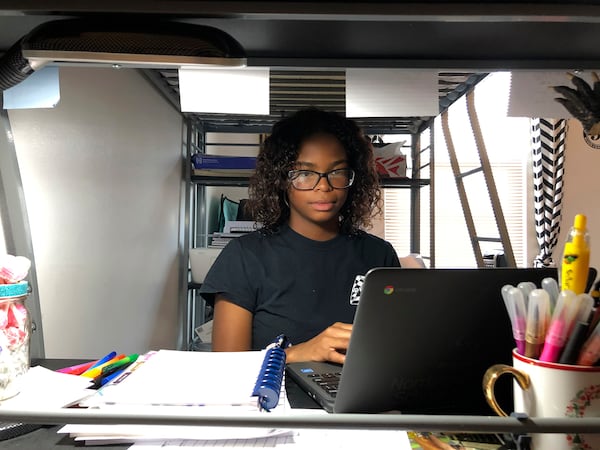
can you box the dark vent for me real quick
[21,20,245,58]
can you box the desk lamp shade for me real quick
[0,18,247,91]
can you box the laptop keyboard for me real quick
[307,371,342,397]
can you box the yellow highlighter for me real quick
[561,214,591,295]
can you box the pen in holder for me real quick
[252,334,290,411]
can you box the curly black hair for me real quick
[247,108,381,235]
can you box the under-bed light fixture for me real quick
[0,18,246,91]
[346,69,439,118]
[178,67,270,115]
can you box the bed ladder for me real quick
[440,90,516,268]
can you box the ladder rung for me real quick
[456,166,483,179]
[475,237,502,243]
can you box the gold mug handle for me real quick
[483,364,531,417]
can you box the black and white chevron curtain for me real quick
[531,118,566,268]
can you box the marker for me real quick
[539,290,578,362]
[570,294,595,336]
[98,353,138,377]
[501,286,528,355]
[56,360,96,375]
[541,277,559,312]
[85,351,117,371]
[559,321,590,365]
[556,293,596,364]
[92,354,139,388]
[517,282,536,305]
[81,354,126,378]
[99,367,127,387]
[525,289,551,359]
[577,320,600,365]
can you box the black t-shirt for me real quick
[199,224,401,350]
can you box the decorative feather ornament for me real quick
[553,72,600,135]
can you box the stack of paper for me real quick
[129,427,412,449]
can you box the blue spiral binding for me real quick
[252,334,290,411]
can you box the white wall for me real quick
[560,119,600,273]
[8,67,184,358]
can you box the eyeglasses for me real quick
[287,168,355,190]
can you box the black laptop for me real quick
[286,267,558,414]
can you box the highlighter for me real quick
[525,289,551,359]
[561,214,591,295]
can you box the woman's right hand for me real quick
[285,322,352,364]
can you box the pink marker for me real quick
[539,316,567,362]
[502,286,528,355]
[539,290,577,362]
[56,360,96,375]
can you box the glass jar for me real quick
[0,290,30,401]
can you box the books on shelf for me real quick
[193,168,255,177]
[191,154,256,177]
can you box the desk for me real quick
[3,359,600,449]
[0,358,320,449]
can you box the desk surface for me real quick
[0,358,321,449]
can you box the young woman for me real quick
[200,108,400,364]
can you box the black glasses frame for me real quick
[287,168,355,191]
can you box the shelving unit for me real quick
[183,118,434,351]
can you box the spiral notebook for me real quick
[86,348,287,411]
[286,267,557,414]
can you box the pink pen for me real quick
[539,290,577,362]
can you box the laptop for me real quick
[286,267,558,414]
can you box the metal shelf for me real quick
[191,175,430,188]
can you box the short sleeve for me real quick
[198,238,257,313]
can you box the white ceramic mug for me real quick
[483,349,600,450]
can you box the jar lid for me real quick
[0,281,29,298]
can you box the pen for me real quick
[539,290,578,362]
[525,289,551,359]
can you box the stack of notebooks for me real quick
[209,221,260,249]
[191,154,256,177]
